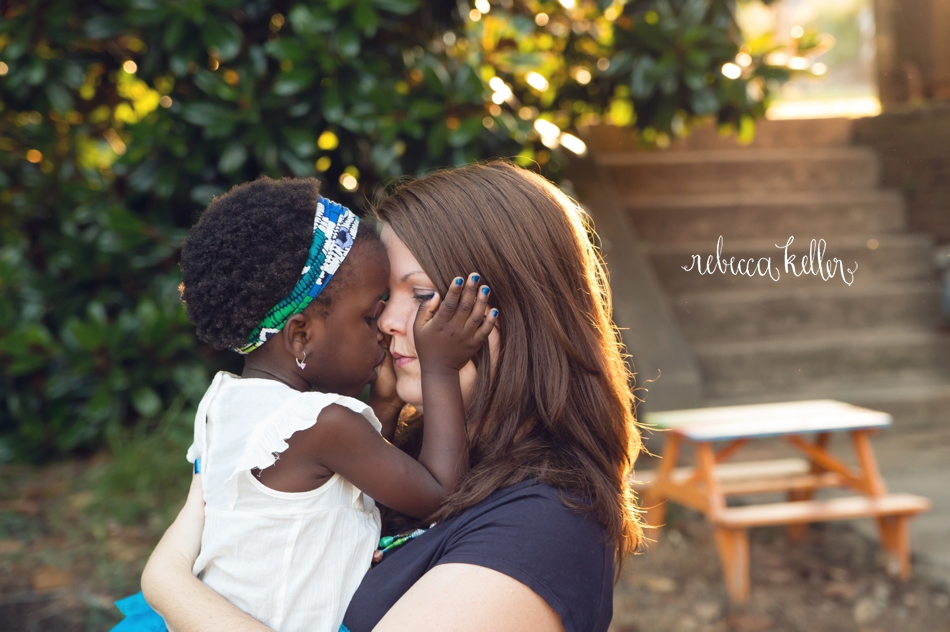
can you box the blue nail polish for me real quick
[455,277,463,286]
[472,275,480,283]
[482,286,490,295]
[492,309,498,317]
[194,458,202,474]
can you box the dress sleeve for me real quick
[434,487,614,632]
[185,371,230,465]
[223,391,381,508]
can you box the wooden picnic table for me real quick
[639,399,931,601]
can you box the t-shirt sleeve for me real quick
[435,487,614,632]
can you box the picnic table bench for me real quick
[637,400,932,601]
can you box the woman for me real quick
[141,161,643,632]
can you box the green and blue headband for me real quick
[233,196,360,354]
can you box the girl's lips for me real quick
[390,352,416,368]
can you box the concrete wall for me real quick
[854,105,950,245]
[874,0,950,103]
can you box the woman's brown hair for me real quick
[375,160,643,565]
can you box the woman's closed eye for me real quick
[413,290,436,302]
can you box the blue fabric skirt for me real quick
[110,592,166,631]
[110,591,351,632]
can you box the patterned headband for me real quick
[233,196,360,354]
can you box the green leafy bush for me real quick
[0,0,800,461]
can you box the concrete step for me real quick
[673,282,943,342]
[627,189,907,244]
[702,371,950,431]
[646,233,936,294]
[695,327,950,397]
[597,147,880,195]
[585,118,854,153]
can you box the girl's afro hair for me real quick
[180,176,322,350]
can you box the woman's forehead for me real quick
[381,225,430,283]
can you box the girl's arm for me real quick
[412,274,493,494]
[304,275,496,519]
[141,474,273,632]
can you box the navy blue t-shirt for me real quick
[342,480,614,632]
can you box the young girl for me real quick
[116,176,496,632]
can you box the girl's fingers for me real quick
[435,277,464,322]
[413,291,440,332]
[465,284,491,333]
[452,273,480,325]
[473,306,498,344]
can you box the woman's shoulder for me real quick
[443,479,612,562]
[452,480,606,535]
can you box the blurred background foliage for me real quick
[0,0,824,469]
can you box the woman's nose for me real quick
[377,301,402,336]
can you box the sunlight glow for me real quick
[788,56,809,70]
[559,133,587,156]
[526,72,549,91]
[534,119,560,139]
[721,62,742,79]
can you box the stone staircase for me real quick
[586,119,950,428]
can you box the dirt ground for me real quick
[2,460,950,632]
[612,506,950,632]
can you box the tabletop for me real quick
[643,399,892,442]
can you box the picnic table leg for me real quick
[850,429,899,567]
[892,515,912,579]
[715,527,750,602]
[786,432,831,542]
[851,430,887,497]
[878,514,913,579]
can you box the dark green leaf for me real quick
[322,85,344,122]
[371,0,420,15]
[690,87,719,114]
[45,82,74,112]
[84,15,123,38]
[288,5,335,35]
[335,27,361,58]
[163,18,186,50]
[180,102,235,126]
[217,143,248,173]
[273,69,317,96]
[203,18,243,61]
[131,387,162,418]
[353,1,379,36]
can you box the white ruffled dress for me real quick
[186,371,382,632]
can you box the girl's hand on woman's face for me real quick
[413,273,496,375]
[370,334,399,401]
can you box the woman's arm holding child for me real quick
[305,274,495,519]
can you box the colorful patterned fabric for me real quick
[233,197,360,354]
